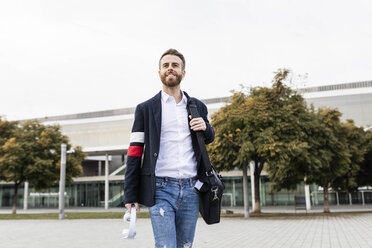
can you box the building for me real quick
[1,80,372,209]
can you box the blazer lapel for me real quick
[152,91,162,138]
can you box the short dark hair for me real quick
[159,49,185,70]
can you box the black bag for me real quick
[188,99,225,225]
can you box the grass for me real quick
[0,211,243,220]
[1,210,371,220]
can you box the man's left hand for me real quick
[189,116,206,131]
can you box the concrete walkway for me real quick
[1,205,372,247]
[1,213,372,247]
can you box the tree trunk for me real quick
[12,183,19,214]
[242,162,250,218]
[323,184,330,213]
[253,162,261,213]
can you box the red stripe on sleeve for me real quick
[213,127,216,134]
[127,146,144,157]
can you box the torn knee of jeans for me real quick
[183,243,191,248]
[159,207,165,217]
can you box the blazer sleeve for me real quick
[124,104,145,205]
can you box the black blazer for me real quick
[124,91,215,207]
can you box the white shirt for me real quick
[155,90,197,178]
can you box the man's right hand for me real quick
[125,202,140,212]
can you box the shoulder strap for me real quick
[188,98,213,174]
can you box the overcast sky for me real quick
[1,0,371,120]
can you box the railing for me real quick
[99,190,124,207]
[299,80,372,93]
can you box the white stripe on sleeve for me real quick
[130,132,145,143]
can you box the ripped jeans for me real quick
[149,177,199,248]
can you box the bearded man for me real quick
[124,48,215,248]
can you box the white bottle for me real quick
[122,205,137,239]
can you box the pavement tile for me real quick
[1,213,372,248]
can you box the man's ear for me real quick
[182,70,186,78]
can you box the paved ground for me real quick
[1,213,372,248]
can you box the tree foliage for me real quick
[208,69,371,213]
[0,117,19,181]
[265,99,368,212]
[208,69,312,212]
[0,119,85,214]
[331,119,366,192]
[357,129,372,186]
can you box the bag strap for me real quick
[188,98,214,176]
[189,98,222,205]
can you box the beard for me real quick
[160,71,183,88]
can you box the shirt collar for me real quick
[161,90,187,104]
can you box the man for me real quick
[124,48,215,248]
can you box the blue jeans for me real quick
[149,177,199,248]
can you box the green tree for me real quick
[0,120,85,214]
[247,94,366,214]
[332,120,366,192]
[0,117,19,181]
[265,105,363,213]
[356,128,372,187]
[264,105,319,192]
[306,109,352,212]
[209,69,311,213]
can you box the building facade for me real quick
[1,80,372,209]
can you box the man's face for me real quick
[158,55,185,88]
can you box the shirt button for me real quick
[153,153,158,158]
